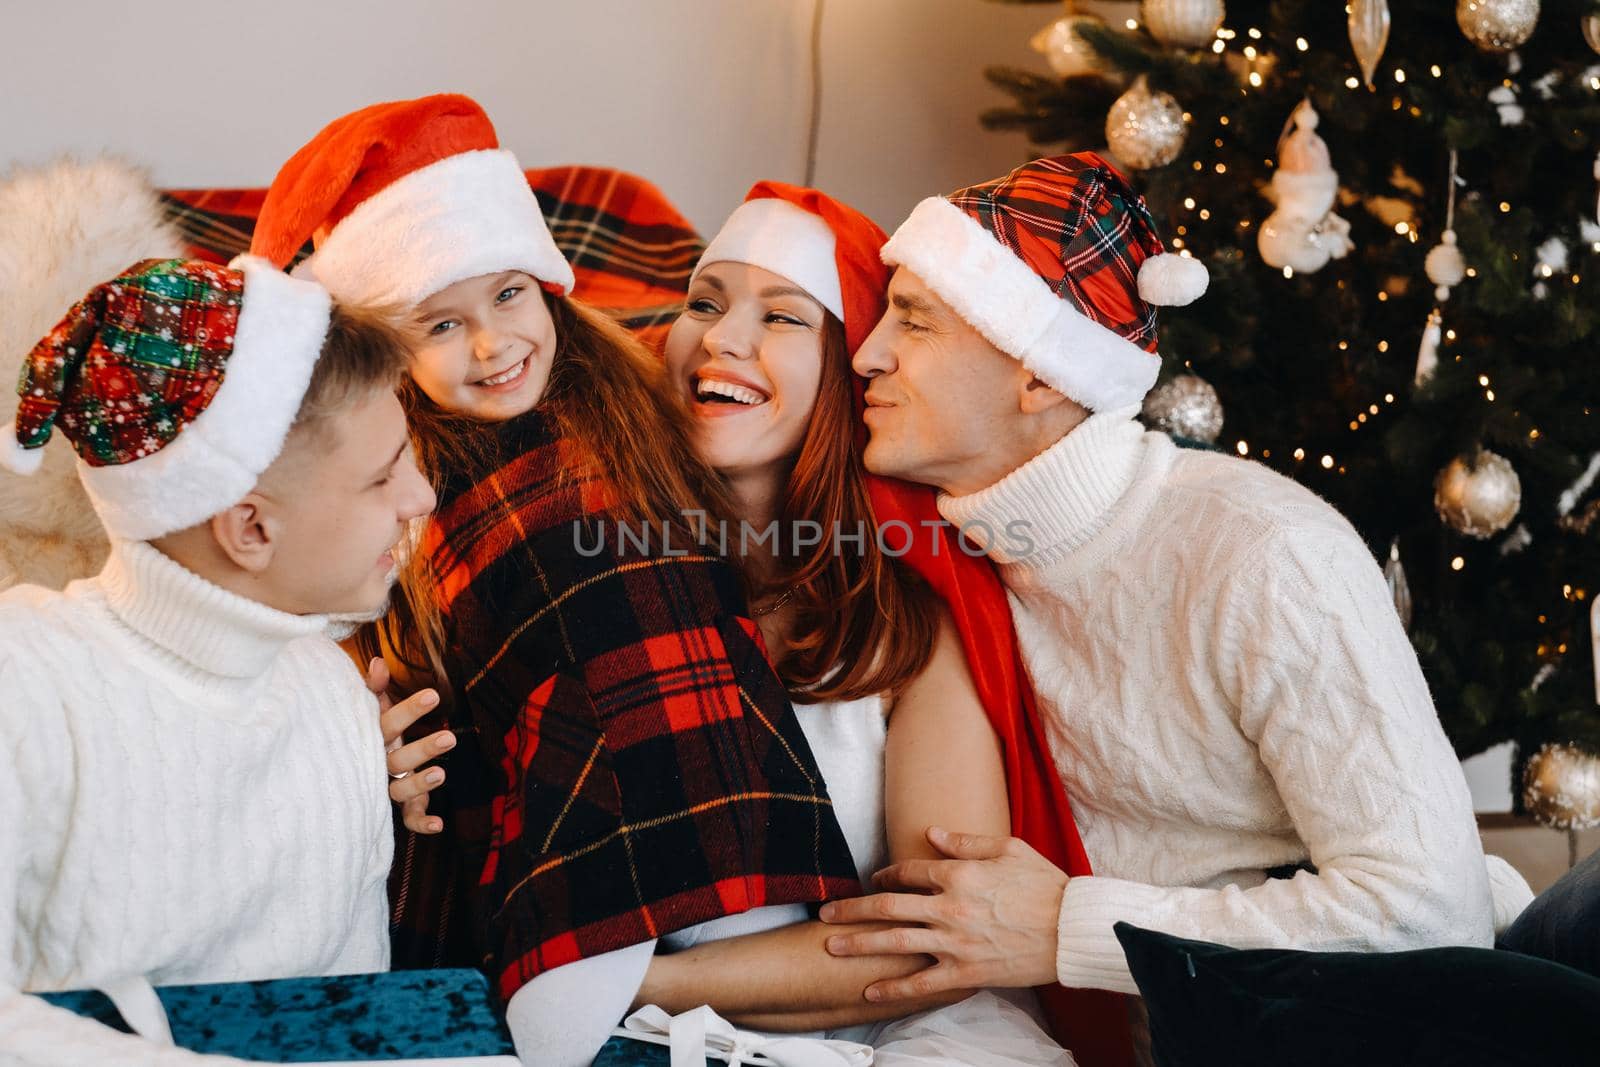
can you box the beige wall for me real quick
[0,0,1045,234]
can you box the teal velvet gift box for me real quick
[41,969,516,1063]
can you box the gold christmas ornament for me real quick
[1584,13,1600,55]
[1523,742,1600,830]
[1140,0,1224,49]
[1348,0,1393,89]
[1456,0,1541,52]
[1105,75,1188,170]
[1434,451,1522,538]
[1032,15,1105,79]
[1142,374,1224,444]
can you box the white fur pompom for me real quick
[0,425,45,476]
[1137,252,1209,307]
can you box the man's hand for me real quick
[366,658,451,834]
[818,826,1066,1002]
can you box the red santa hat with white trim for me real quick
[250,93,573,307]
[881,151,1207,412]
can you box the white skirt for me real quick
[851,990,1077,1067]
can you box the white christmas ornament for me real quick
[1534,236,1570,278]
[1032,15,1103,79]
[1141,0,1224,49]
[1488,85,1525,125]
[1457,0,1541,52]
[1348,0,1393,89]
[1258,99,1353,274]
[1105,75,1188,170]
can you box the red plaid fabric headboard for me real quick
[160,166,704,350]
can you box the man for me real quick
[821,154,1528,1017]
[0,257,435,1063]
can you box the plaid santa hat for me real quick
[251,93,574,307]
[881,151,1207,412]
[0,257,331,541]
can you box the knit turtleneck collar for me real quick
[98,539,329,683]
[937,406,1150,572]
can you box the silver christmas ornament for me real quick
[1434,450,1522,538]
[1106,75,1188,170]
[1523,742,1600,830]
[1348,0,1392,89]
[1584,13,1600,56]
[1140,0,1224,49]
[1456,0,1540,53]
[1415,307,1442,387]
[1032,16,1104,79]
[1142,374,1224,444]
[1384,539,1413,631]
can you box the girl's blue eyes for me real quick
[425,287,524,334]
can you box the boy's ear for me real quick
[1018,373,1072,416]
[208,493,278,574]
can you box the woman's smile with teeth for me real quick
[696,378,768,406]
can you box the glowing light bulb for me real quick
[1320,455,1334,469]
[1452,557,1465,571]
[1296,38,1309,51]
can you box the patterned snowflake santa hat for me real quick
[251,92,574,308]
[0,257,331,541]
[881,151,1208,412]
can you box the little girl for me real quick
[250,94,861,1065]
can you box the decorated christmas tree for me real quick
[982,0,1600,822]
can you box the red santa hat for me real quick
[251,93,574,308]
[1,256,331,541]
[881,151,1207,412]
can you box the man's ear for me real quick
[208,493,278,574]
[1018,373,1072,415]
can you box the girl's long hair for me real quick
[769,315,938,704]
[356,293,735,699]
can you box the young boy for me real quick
[0,257,435,1063]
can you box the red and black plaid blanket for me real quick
[422,411,859,999]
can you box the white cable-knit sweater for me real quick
[940,408,1516,996]
[0,540,393,1064]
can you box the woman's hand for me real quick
[365,658,452,834]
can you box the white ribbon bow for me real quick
[619,1004,874,1067]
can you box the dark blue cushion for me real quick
[1115,922,1600,1067]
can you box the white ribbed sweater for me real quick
[0,540,392,1065]
[940,409,1504,996]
